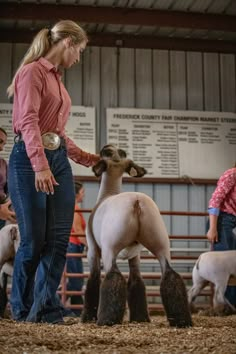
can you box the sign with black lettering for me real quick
[65,106,96,176]
[0,103,96,176]
[107,108,236,179]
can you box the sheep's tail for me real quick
[158,255,171,274]
[160,257,192,328]
[196,255,201,270]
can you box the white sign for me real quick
[65,106,96,176]
[0,103,96,176]
[0,103,14,160]
[107,108,236,179]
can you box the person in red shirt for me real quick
[207,164,236,306]
[7,20,99,324]
[66,181,86,316]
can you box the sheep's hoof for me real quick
[198,307,215,316]
[81,309,97,323]
[97,318,122,326]
[167,316,192,328]
[214,304,236,316]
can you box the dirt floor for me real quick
[0,314,235,354]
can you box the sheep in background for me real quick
[0,224,20,317]
[81,144,192,328]
[188,250,236,315]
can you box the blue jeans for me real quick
[0,219,6,229]
[8,141,75,323]
[213,212,236,306]
[66,242,84,315]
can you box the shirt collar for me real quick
[38,57,61,75]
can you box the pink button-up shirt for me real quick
[208,167,236,216]
[13,57,98,172]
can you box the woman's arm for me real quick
[206,213,218,243]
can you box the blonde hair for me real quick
[7,20,88,97]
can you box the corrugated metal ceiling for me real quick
[0,0,236,52]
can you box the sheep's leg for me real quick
[0,271,8,318]
[188,270,208,304]
[127,255,150,322]
[81,246,101,323]
[97,251,126,326]
[213,282,236,316]
[188,278,208,313]
[159,257,192,328]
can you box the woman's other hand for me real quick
[206,228,218,243]
[35,169,59,194]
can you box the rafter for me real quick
[0,3,236,32]
[0,29,235,54]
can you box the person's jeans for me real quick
[66,242,84,315]
[8,141,75,323]
[213,212,236,306]
[0,219,6,229]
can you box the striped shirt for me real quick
[208,167,236,216]
[12,57,98,172]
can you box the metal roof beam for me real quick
[0,30,235,54]
[0,3,236,32]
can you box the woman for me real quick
[207,165,236,306]
[7,20,99,324]
[0,127,16,228]
[66,181,86,316]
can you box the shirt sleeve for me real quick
[62,133,100,167]
[208,168,236,209]
[14,65,49,172]
[208,207,220,216]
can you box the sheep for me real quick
[188,250,236,315]
[81,144,192,327]
[0,224,20,317]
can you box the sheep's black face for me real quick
[100,145,127,161]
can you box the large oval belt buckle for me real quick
[41,132,61,150]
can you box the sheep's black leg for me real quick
[160,260,192,328]
[0,272,8,318]
[81,270,100,323]
[127,256,150,322]
[97,263,127,326]
[81,243,101,323]
[81,232,102,323]
[81,273,100,323]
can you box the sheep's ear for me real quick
[118,149,127,159]
[92,160,107,177]
[125,161,147,177]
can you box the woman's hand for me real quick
[0,200,16,223]
[35,169,59,194]
[206,228,218,243]
[92,154,100,166]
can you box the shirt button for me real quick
[59,112,62,116]
[56,127,59,132]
